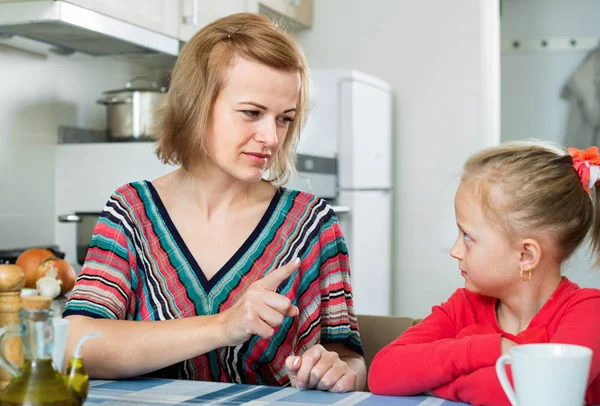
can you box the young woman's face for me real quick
[205,55,300,183]
[450,181,521,296]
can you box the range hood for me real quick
[0,1,179,57]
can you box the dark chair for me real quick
[356,314,416,392]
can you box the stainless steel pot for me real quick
[58,212,101,266]
[97,76,167,141]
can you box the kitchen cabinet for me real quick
[62,0,179,37]
[178,0,312,42]
[0,0,180,37]
[0,0,180,57]
[178,0,246,42]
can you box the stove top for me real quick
[0,246,65,264]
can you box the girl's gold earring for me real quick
[520,268,532,282]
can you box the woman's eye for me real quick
[463,233,471,241]
[277,116,294,125]
[243,110,260,117]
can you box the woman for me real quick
[63,13,365,392]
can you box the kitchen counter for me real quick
[52,295,68,317]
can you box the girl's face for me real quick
[204,55,300,183]
[450,181,521,296]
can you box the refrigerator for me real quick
[295,69,393,316]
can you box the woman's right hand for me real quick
[217,258,301,347]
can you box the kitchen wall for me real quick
[501,0,600,289]
[0,45,153,249]
[501,0,600,144]
[297,0,500,317]
[1,0,504,318]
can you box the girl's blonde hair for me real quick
[462,141,600,265]
[156,13,310,185]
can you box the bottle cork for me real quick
[21,296,52,310]
[0,264,26,390]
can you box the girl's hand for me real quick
[501,337,518,355]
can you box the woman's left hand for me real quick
[285,344,357,392]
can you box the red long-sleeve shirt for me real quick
[368,277,600,406]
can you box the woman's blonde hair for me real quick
[462,140,600,265]
[156,13,310,185]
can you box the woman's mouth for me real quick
[244,152,269,165]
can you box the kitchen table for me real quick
[85,378,467,405]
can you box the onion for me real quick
[16,248,54,288]
[0,264,26,292]
[36,274,62,299]
[36,257,76,295]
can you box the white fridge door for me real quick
[336,190,392,316]
[339,79,392,190]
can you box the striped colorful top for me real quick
[63,181,362,385]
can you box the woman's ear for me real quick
[518,238,542,271]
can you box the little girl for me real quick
[368,142,600,405]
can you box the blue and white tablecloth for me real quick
[86,378,468,405]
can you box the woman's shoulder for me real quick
[279,187,335,215]
[112,180,151,196]
[104,180,156,220]
[277,187,339,229]
[279,187,322,202]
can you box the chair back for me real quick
[356,314,415,391]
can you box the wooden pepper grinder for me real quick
[0,263,26,391]
[21,296,52,311]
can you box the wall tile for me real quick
[0,43,157,251]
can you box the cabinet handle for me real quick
[182,0,199,26]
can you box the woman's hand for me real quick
[285,344,358,392]
[217,258,300,347]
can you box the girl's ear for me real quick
[518,238,542,272]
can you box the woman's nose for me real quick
[256,120,278,147]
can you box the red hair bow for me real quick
[568,146,600,193]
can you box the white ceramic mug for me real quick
[52,318,69,372]
[496,343,592,406]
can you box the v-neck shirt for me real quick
[148,181,280,292]
[64,181,363,385]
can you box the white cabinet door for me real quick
[178,0,247,42]
[178,0,312,42]
[55,144,173,265]
[60,0,179,37]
